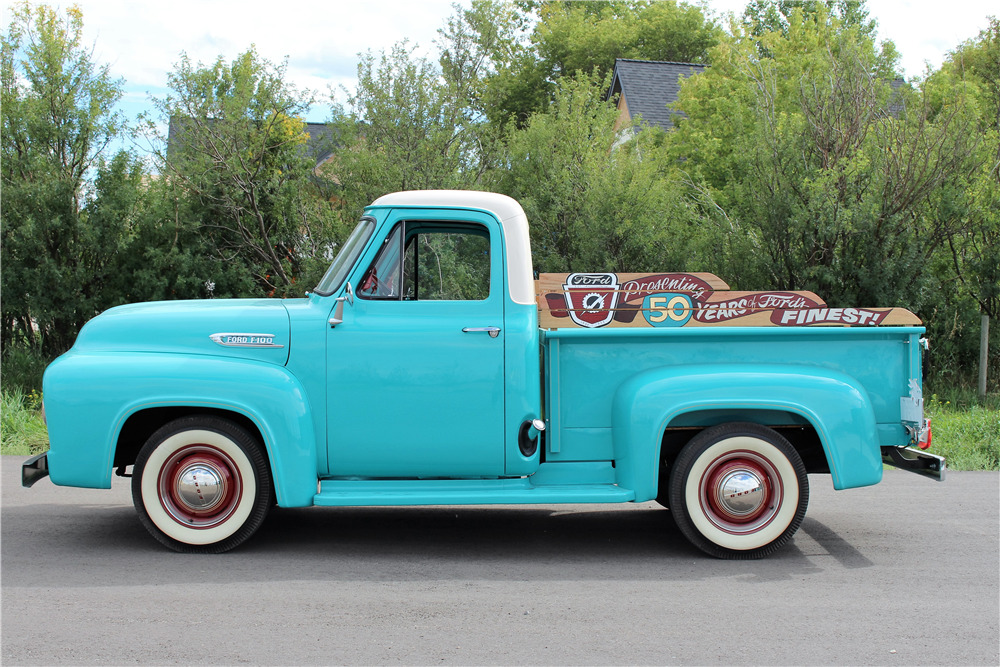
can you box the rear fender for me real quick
[611,364,880,501]
[43,352,317,507]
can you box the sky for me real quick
[3,0,996,137]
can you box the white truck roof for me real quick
[370,190,535,306]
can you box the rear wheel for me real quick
[668,422,808,559]
[131,416,272,553]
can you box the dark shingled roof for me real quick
[303,122,336,165]
[887,78,906,117]
[608,59,707,130]
[167,117,337,167]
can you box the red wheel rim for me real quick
[698,450,783,535]
[157,445,243,529]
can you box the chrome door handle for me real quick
[462,327,501,338]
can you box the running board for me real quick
[314,478,635,507]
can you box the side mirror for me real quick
[329,282,354,328]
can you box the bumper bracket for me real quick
[22,452,49,488]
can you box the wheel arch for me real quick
[611,364,882,502]
[659,408,829,474]
[116,406,268,473]
[110,391,316,509]
[44,352,318,507]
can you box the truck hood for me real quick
[71,299,290,365]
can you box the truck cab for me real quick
[312,191,542,479]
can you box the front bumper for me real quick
[22,452,49,487]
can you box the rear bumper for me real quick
[22,453,49,487]
[882,446,945,482]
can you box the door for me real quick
[325,210,506,477]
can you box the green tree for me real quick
[151,47,336,296]
[488,0,721,126]
[327,43,477,215]
[496,71,701,273]
[668,5,981,310]
[923,18,1000,389]
[935,18,1000,322]
[536,0,720,76]
[1,2,126,355]
[741,1,879,41]
[327,1,510,216]
[96,161,258,305]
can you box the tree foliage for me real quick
[669,5,981,310]
[535,0,720,75]
[741,0,879,41]
[2,0,995,388]
[931,17,1000,320]
[1,2,126,354]
[496,71,701,273]
[327,1,512,216]
[488,0,721,126]
[152,48,336,295]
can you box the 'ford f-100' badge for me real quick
[209,333,284,348]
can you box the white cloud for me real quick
[65,0,464,120]
[870,0,995,78]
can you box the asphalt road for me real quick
[2,456,997,666]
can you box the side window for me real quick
[359,222,491,301]
[404,228,490,300]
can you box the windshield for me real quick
[313,217,376,296]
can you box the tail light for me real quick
[917,419,932,450]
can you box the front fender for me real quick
[43,352,317,507]
[611,364,881,501]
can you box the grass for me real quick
[1,343,52,455]
[0,388,49,456]
[924,389,999,471]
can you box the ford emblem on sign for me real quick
[563,273,620,328]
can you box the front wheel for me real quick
[132,416,272,553]
[668,422,808,559]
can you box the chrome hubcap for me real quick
[701,450,780,533]
[158,445,242,528]
[716,470,765,516]
[175,463,226,512]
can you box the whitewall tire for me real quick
[132,416,272,553]
[668,422,808,559]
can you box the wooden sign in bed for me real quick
[535,272,921,329]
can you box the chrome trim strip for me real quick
[209,333,285,348]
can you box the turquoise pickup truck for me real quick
[23,190,942,558]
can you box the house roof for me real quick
[887,78,906,117]
[167,117,337,167]
[302,122,336,165]
[608,59,707,130]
